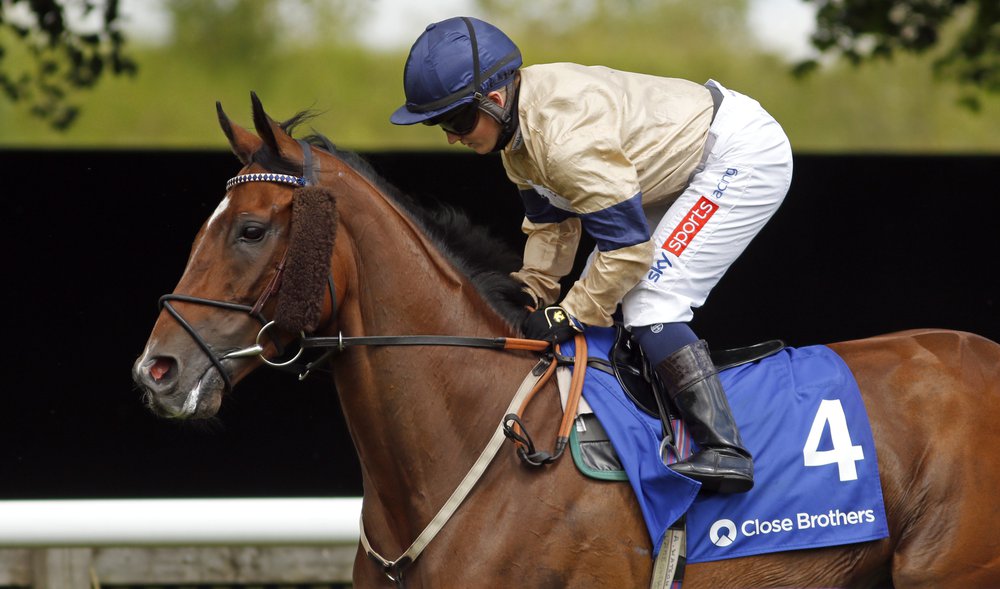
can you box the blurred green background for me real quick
[1,0,997,152]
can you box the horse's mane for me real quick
[254,113,530,328]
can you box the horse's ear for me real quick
[250,91,301,160]
[217,101,260,165]
[274,186,338,334]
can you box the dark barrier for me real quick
[1,149,996,499]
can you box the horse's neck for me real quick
[327,172,533,540]
[332,174,506,336]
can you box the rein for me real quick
[162,143,588,586]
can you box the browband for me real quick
[226,173,306,191]
[225,139,317,192]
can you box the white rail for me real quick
[0,497,363,547]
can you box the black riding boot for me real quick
[655,340,754,493]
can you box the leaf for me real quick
[791,59,820,79]
[0,0,135,129]
[956,94,981,112]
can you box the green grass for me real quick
[1,10,997,153]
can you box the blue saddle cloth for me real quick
[561,327,889,563]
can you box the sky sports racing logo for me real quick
[708,509,877,548]
[660,196,718,257]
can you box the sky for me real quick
[118,0,819,61]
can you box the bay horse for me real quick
[132,94,1000,588]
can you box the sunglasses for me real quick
[423,103,480,135]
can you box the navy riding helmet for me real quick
[390,17,522,127]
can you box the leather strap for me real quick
[503,334,588,466]
[301,333,549,353]
[360,356,554,584]
[297,139,319,185]
[250,249,288,317]
[650,519,686,589]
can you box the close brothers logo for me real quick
[709,519,738,547]
[708,509,877,549]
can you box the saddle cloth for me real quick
[559,327,889,562]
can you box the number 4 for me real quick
[802,399,865,481]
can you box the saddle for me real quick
[575,326,784,474]
[588,326,783,420]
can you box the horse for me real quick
[132,94,1000,588]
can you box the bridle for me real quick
[158,294,269,393]
[156,139,581,587]
[160,140,551,392]
[157,140,321,392]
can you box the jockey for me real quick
[391,16,793,494]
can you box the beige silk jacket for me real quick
[502,63,714,326]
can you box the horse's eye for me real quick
[240,224,267,242]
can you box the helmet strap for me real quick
[484,76,521,153]
[463,15,519,152]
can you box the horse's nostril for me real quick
[149,357,175,382]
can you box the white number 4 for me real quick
[802,399,865,481]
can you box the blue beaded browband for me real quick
[225,139,318,192]
[225,173,306,192]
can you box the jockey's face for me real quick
[444,91,504,155]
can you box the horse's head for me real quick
[133,93,339,419]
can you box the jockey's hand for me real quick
[522,306,583,344]
[512,288,540,311]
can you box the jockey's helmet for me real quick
[390,17,522,127]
